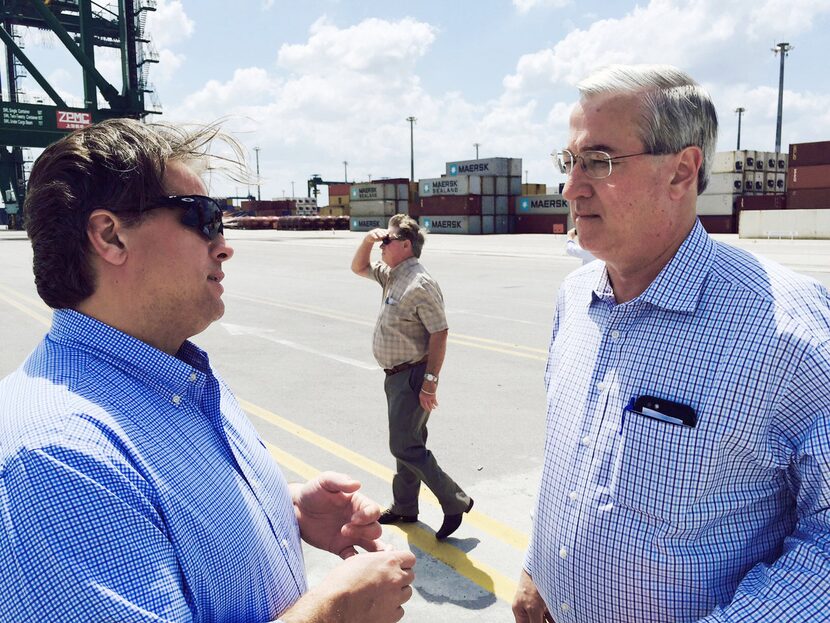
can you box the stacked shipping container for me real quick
[349,180,409,231]
[513,194,570,234]
[412,157,522,234]
[787,140,830,210]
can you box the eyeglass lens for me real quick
[557,150,612,179]
[176,196,224,240]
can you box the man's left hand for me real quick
[291,472,387,558]
[419,380,438,411]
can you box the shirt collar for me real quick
[48,309,211,395]
[591,219,715,312]
[389,256,419,275]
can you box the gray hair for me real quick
[388,213,425,258]
[577,64,718,194]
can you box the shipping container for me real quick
[416,195,482,216]
[445,157,522,177]
[705,173,743,195]
[712,151,746,173]
[482,215,495,235]
[330,194,350,206]
[513,213,569,234]
[496,196,510,215]
[788,165,830,190]
[482,196,494,215]
[777,172,787,192]
[482,176,495,195]
[349,199,397,217]
[495,215,511,234]
[419,176,482,196]
[350,183,396,201]
[397,200,408,214]
[516,194,570,215]
[699,215,736,234]
[737,194,787,211]
[696,193,736,216]
[752,171,765,193]
[350,216,387,232]
[328,183,350,196]
[397,184,409,200]
[788,140,830,167]
[496,176,508,195]
[521,183,547,196]
[739,209,830,238]
[509,176,522,196]
[786,188,830,210]
[419,215,482,235]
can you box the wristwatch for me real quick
[423,373,439,383]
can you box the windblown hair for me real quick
[388,213,425,258]
[24,118,247,309]
[577,64,718,194]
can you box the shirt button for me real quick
[597,381,606,391]
[610,330,620,340]
[560,603,571,614]
[189,372,198,382]
[281,538,288,548]
[568,491,579,502]
[559,546,568,559]
[171,394,182,405]
[581,436,592,447]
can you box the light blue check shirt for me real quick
[527,221,830,622]
[0,309,307,622]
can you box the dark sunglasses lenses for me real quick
[153,195,223,240]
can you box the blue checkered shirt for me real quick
[0,309,306,622]
[527,221,830,622]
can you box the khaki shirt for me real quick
[370,257,448,369]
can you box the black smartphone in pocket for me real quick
[631,395,697,428]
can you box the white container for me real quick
[496,176,508,195]
[509,176,522,195]
[496,195,509,215]
[776,153,788,171]
[752,171,765,193]
[776,172,787,192]
[696,193,736,215]
[763,171,778,192]
[419,176,481,197]
[446,157,521,177]
[706,173,743,195]
[350,216,386,231]
[482,215,495,234]
[763,152,777,171]
[516,194,570,215]
[349,199,397,217]
[742,150,758,171]
[712,151,745,173]
[350,183,395,201]
[739,209,830,239]
[420,215,481,234]
[508,158,523,176]
[397,200,408,214]
[481,177,495,195]
[397,184,409,200]
[482,196,495,215]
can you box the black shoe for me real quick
[436,498,474,540]
[378,508,418,525]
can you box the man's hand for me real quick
[365,228,388,244]
[512,570,554,623]
[419,379,438,411]
[352,229,388,276]
[292,472,386,558]
[281,550,416,623]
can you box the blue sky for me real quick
[9,0,830,202]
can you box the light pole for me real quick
[253,146,261,201]
[772,42,793,155]
[343,160,348,183]
[735,107,745,150]
[291,180,295,198]
[406,116,416,182]
[474,142,480,159]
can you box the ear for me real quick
[86,210,130,266]
[668,146,703,200]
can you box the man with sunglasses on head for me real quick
[513,65,830,623]
[0,119,415,623]
[351,214,473,541]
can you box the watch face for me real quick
[424,373,438,382]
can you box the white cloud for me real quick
[146,0,194,49]
[513,0,571,13]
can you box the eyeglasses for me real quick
[554,149,654,179]
[147,195,225,241]
[380,234,403,246]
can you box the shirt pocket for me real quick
[612,409,712,526]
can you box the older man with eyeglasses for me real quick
[351,214,474,541]
[513,64,830,623]
[0,119,416,623]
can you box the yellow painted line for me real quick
[228,292,546,360]
[241,398,529,552]
[0,285,51,327]
[263,440,518,605]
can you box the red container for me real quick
[699,215,736,234]
[788,164,830,190]
[328,183,350,196]
[737,194,786,211]
[414,195,482,216]
[786,188,830,210]
[789,140,830,167]
[513,214,568,234]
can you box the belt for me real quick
[384,356,428,376]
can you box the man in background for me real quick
[351,214,473,540]
[0,118,415,623]
[513,64,830,622]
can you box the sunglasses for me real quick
[380,234,403,246]
[147,195,224,241]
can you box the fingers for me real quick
[316,471,361,495]
[341,520,383,544]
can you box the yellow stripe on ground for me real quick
[0,285,51,327]
[241,398,529,552]
[263,440,518,605]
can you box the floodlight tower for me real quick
[772,42,793,154]
[735,107,745,150]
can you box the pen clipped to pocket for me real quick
[624,394,697,429]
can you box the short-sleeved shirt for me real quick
[0,309,307,622]
[370,256,448,369]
